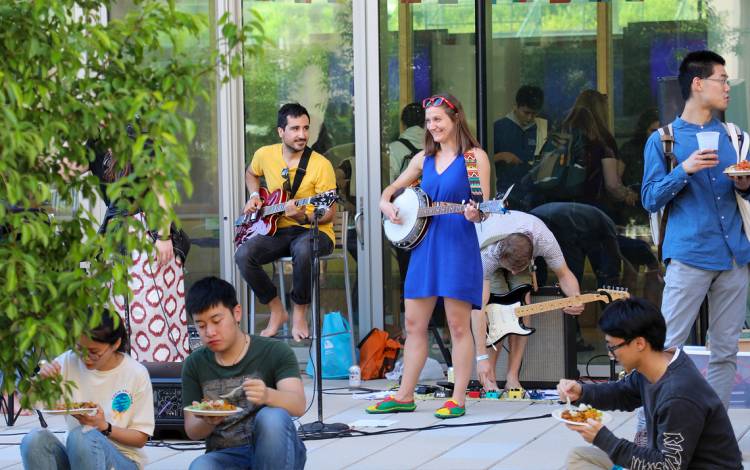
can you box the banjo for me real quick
[382,186,508,250]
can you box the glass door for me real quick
[242,0,358,335]
[378,0,477,337]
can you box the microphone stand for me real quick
[298,205,349,437]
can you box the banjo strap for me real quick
[463,150,483,202]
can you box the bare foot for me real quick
[260,310,289,337]
[292,315,310,342]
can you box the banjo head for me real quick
[383,187,430,249]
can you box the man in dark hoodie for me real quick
[558,297,741,469]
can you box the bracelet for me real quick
[476,354,489,363]
[248,191,260,200]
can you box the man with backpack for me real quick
[388,102,424,182]
[642,50,750,408]
[493,85,547,203]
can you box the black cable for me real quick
[297,413,552,441]
[585,354,610,380]
[292,339,316,422]
[322,386,380,396]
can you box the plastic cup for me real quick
[696,131,720,151]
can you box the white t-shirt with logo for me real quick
[55,350,155,468]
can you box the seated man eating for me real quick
[182,276,306,470]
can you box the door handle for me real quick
[355,197,364,250]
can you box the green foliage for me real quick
[0,0,262,407]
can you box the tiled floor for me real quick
[2,378,750,469]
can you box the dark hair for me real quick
[598,297,666,351]
[499,233,533,273]
[401,102,425,128]
[631,107,660,145]
[423,93,480,157]
[90,308,129,354]
[515,85,544,111]
[186,276,239,318]
[277,103,310,130]
[678,50,726,101]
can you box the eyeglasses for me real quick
[281,167,291,194]
[422,95,457,111]
[74,343,109,361]
[605,340,631,355]
[702,77,731,87]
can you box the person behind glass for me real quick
[565,90,639,210]
[559,298,742,470]
[367,94,490,419]
[85,124,190,362]
[642,50,750,408]
[470,210,583,393]
[619,108,661,210]
[235,103,337,341]
[493,85,547,204]
[21,309,155,470]
[182,277,306,470]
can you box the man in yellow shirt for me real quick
[235,103,337,341]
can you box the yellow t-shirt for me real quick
[250,144,336,244]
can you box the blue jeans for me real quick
[189,407,306,470]
[20,427,139,470]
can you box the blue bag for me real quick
[306,311,353,379]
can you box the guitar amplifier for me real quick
[493,286,578,389]
[142,362,185,435]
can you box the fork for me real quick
[219,385,244,400]
[566,394,573,412]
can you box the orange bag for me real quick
[358,328,402,380]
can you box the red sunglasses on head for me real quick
[422,95,457,111]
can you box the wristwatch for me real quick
[249,191,260,200]
[302,213,311,225]
[102,422,112,437]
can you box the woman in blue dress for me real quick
[367,94,490,418]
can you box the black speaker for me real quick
[143,362,184,435]
[493,286,578,389]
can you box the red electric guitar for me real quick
[234,188,339,247]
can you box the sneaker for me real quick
[365,396,416,414]
[434,399,465,419]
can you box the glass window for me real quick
[109,1,219,291]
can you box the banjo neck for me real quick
[416,199,504,217]
[417,203,466,217]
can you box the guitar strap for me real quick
[463,150,483,202]
[288,146,313,199]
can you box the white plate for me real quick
[723,168,750,176]
[551,408,612,426]
[183,406,243,417]
[39,408,98,416]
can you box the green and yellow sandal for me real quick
[366,396,417,414]
[434,399,465,419]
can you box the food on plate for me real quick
[53,401,98,410]
[727,161,750,172]
[561,404,603,423]
[188,399,237,411]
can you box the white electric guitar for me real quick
[485,284,630,348]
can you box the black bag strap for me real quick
[397,138,419,155]
[288,146,313,199]
[657,123,677,261]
